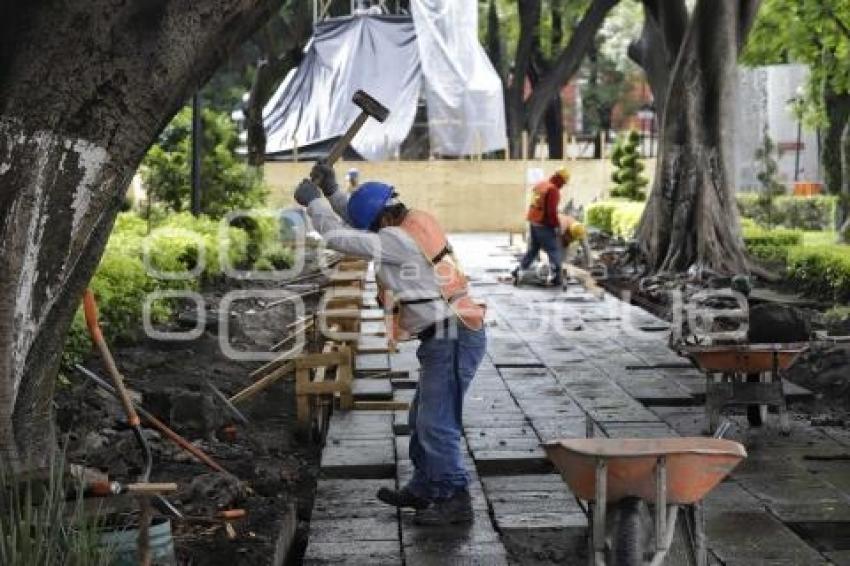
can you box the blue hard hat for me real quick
[347,181,395,230]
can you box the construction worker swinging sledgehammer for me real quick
[294,160,487,525]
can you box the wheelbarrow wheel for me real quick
[746,373,765,427]
[608,497,647,566]
[746,404,765,426]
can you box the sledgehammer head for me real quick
[353,90,389,123]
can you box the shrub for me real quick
[586,200,646,238]
[610,130,648,201]
[742,227,803,262]
[737,194,837,230]
[786,245,850,302]
[61,211,283,368]
[141,107,267,219]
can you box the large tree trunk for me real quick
[822,90,850,192]
[0,0,278,468]
[507,0,541,158]
[628,0,688,118]
[245,3,311,165]
[636,0,762,275]
[839,118,850,242]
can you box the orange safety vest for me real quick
[378,210,486,343]
[526,180,555,224]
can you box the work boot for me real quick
[413,490,473,526]
[376,487,430,510]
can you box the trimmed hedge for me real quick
[586,200,646,238]
[62,211,289,368]
[786,245,850,302]
[736,194,837,230]
[743,227,804,262]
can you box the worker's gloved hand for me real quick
[311,159,338,197]
[294,178,321,207]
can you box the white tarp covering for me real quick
[263,8,507,159]
[410,0,507,156]
[263,16,422,160]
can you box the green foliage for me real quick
[752,130,787,227]
[0,456,112,566]
[786,245,850,301]
[61,211,283,369]
[742,226,804,262]
[610,130,648,201]
[743,0,850,126]
[586,200,646,237]
[141,107,267,218]
[737,194,837,230]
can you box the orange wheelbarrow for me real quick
[680,343,808,435]
[545,435,746,566]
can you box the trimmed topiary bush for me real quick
[610,130,648,201]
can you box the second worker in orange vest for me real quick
[514,167,570,286]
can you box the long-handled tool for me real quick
[82,289,155,563]
[75,364,230,477]
[309,89,389,177]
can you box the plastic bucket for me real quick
[99,517,176,565]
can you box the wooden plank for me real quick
[296,367,311,427]
[296,351,345,369]
[353,400,410,411]
[230,361,295,404]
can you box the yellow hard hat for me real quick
[554,167,570,182]
[570,222,587,241]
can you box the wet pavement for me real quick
[303,234,850,565]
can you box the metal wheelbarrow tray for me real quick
[544,437,746,505]
[680,343,809,434]
[545,438,746,566]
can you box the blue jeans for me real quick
[520,223,562,281]
[406,324,487,500]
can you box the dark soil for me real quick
[55,276,327,565]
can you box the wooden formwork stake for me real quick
[230,361,295,405]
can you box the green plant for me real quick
[141,107,268,219]
[752,129,787,227]
[0,455,113,566]
[610,130,648,201]
[737,194,837,230]
[742,226,804,262]
[786,245,850,301]
[586,199,646,237]
[60,211,282,369]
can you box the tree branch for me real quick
[525,0,620,138]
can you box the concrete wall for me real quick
[265,159,655,232]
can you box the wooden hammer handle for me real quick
[324,112,369,167]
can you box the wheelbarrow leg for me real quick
[593,458,607,566]
[705,372,722,435]
[773,354,791,436]
[692,502,707,566]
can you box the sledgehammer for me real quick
[310,90,389,176]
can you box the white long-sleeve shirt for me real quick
[306,192,453,334]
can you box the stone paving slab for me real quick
[321,438,396,479]
[355,352,390,374]
[352,378,393,400]
[302,541,402,565]
[311,479,395,519]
